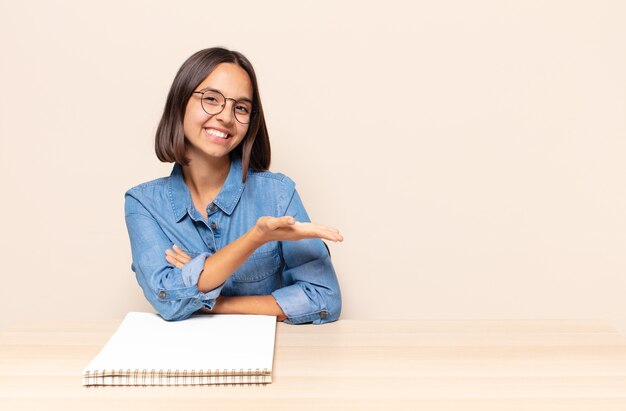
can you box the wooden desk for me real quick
[1,319,626,410]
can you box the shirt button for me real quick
[319,311,328,319]
[210,222,217,230]
[208,203,216,212]
[159,291,166,298]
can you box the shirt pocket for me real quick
[231,249,282,283]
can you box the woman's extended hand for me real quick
[165,244,192,268]
[252,216,343,245]
[164,217,342,269]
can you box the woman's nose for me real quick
[216,100,236,124]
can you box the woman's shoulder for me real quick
[247,168,296,191]
[244,169,298,209]
[124,175,171,216]
[125,176,169,197]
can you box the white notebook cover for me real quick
[82,312,277,380]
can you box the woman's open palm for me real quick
[254,216,343,243]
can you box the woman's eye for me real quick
[204,97,218,103]
[236,105,250,113]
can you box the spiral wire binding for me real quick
[83,368,270,387]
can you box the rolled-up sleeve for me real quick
[125,194,224,321]
[271,190,342,324]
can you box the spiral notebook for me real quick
[82,312,277,386]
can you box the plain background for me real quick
[1,0,625,333]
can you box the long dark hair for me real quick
[155,47,270,182]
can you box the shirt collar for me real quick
[168,156,245,222]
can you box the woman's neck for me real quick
[182,155,231,204]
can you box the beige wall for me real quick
[1,0,625,332]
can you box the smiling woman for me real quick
[183,64,252,162]
[124,48,343,323]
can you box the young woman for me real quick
[124,47,342,323]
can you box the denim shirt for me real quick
[124,157,341,324]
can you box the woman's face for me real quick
[183,62,253,164]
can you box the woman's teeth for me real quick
[206,128,229,139]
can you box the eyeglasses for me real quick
[192,90,255,124]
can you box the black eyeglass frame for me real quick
[192,90,257,124]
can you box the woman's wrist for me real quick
[247,225,267,248]
[210,295,287,321]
